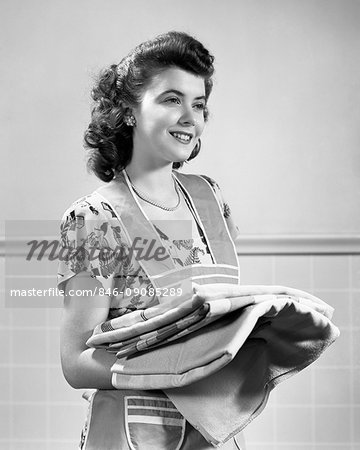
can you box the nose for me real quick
[178,105,195,127]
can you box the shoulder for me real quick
[174,170,222,197]
[174,171,220,191]
[196,174,232,220]
[175,172,239,239]
[59,191,119,244]
[59,191,122,253]
[175,172,231,218]
[60,191,115,223]
[197,174,221,191]
[182,172,222,196]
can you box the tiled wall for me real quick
[239,255,359,450]
[0,255,358,449]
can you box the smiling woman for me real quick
[127,68,206,181]
[84,31,213,183]
[58,31,245,449]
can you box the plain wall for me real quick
[1,0,360,235]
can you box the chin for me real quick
[177,148,194,160]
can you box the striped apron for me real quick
[81,169,245,449]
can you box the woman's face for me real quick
[131,67,206,167]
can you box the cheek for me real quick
[142,109,172,134]
[196,120,206,137]
[135,102,168,137]
[138,115,165,137]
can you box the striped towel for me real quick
[86,293,204,347]
[88,284,334,358]
[109,292,339,446]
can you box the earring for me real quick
[124,115,136,127]
[193,138,201,153]
[186,139,202,162]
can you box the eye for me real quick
[193,102,205,111]
[164,97,181,105]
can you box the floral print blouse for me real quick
[57,175,240,320]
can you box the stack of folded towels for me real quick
[87,283,339,446]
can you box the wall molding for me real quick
[0,234,360,257]
[235,234,360,255]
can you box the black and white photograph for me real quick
[1,0,359,449]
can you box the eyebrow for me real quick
[158,89,206,101]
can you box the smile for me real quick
[169,132,193,144]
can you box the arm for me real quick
[60,271,117,389]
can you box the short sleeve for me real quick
[200,175,241,243]
[57,194,121,293]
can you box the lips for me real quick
[169,131,193,144]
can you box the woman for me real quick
[58,31,245,449]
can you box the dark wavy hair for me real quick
[84,31,215,182]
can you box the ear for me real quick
[122,105,136,119]
[120,102,131,112]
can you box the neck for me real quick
[124,161,178,203]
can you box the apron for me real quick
[80,390,246,449]
[100,169,241,289]
[79,170,245,449]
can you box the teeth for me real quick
[172,132,191,142]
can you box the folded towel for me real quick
[88,283,333,358]
[192,283,334,318]
[107,303,210,358]
[111,296,339,446]
[111,296,338,388]
[107,294,303,358]
[86,293,204,347]
[87,283,339,446]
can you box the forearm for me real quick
[62,347,117,390]
[60,279,117,390]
